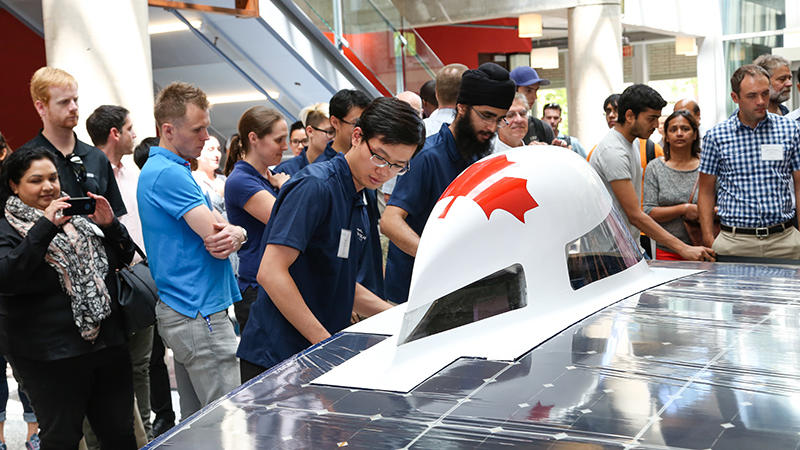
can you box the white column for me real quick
[695,1,727,127]
[631,42,648,85]
[567,1,623,148]
[42,0,155,154]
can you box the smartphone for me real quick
[63,197,96,216]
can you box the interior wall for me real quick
[0,9,46,151]
[416,18,532,69]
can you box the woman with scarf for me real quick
[0,147,137,449]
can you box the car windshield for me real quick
[566,208,643,290]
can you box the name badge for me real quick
[337,229,351,259]
[761,144,783,161]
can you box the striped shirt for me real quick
[700,111,800,228]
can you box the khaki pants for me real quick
[712,226,800,259]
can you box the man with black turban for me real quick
[382,62,516,305]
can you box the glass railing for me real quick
[294,0,443,96]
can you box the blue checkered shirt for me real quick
[700,111,800,228]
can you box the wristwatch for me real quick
[239,227,248,246]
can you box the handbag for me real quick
[116,243,159,335]
[683,176,720,246]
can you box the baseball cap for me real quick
[509,66,551,87]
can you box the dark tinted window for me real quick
[399,264,527,344]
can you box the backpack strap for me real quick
[646,138,656,163]
[533,118,546,143]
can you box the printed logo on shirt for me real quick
[356,228,367,242]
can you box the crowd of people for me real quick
[0,52,798,449]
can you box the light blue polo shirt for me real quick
[137,146,241,318]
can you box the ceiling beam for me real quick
[147,0,259,18]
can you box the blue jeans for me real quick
[155,301,239,420]
[0,356,36,423]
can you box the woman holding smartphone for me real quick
[0,147,137,449]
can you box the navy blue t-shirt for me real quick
[274,142,338,176]
[384,124,475,304]
[237,153,368,369]
[224,160,279,291]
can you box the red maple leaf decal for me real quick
[438,154,538,223]
[526,401,555,421]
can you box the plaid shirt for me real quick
[700,111,800,228]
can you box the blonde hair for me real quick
[154,81,209,127]
[299,103,329,128]
[30,67,77,104]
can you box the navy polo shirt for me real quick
[224,160,279,291]
[384,123,475,304]
[274,142,338,176]
[22,131,127,217]
[237,153,368,369]
[358,188,384,297]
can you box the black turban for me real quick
[457,63,516,110]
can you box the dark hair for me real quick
[358,97,425,155]
[0,146,57,209]
[290,120,305,135]
[330,89,371,120]
[662,110,701,161]
[543,103,562,113]
[603,94,620,112]
[134,137,160,170]
[419,80,437,107]
[225,106,284,176]
[86,105,129,147]
[731,64,770,94]
[0,131,9,163]
[617,85,666,124]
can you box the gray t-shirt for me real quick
[589,129,642,240]
[642,157,698,251]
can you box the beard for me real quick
[771,87,791,103]
[453,114,494,160]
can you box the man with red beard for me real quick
[21,67,126,217]
[382,63,516,305]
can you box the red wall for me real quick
[416,18,532,69]
[0,9,46,150]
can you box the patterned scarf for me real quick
[5,194,110,342]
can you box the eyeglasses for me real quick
[505,110,528,120]
[543,103,561,111]
[365,140,409,175]
[311,126,336,139]
[290,138,308,146]
[471,107,508,128]
[67,153,87,183]
[339,117,358,127]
